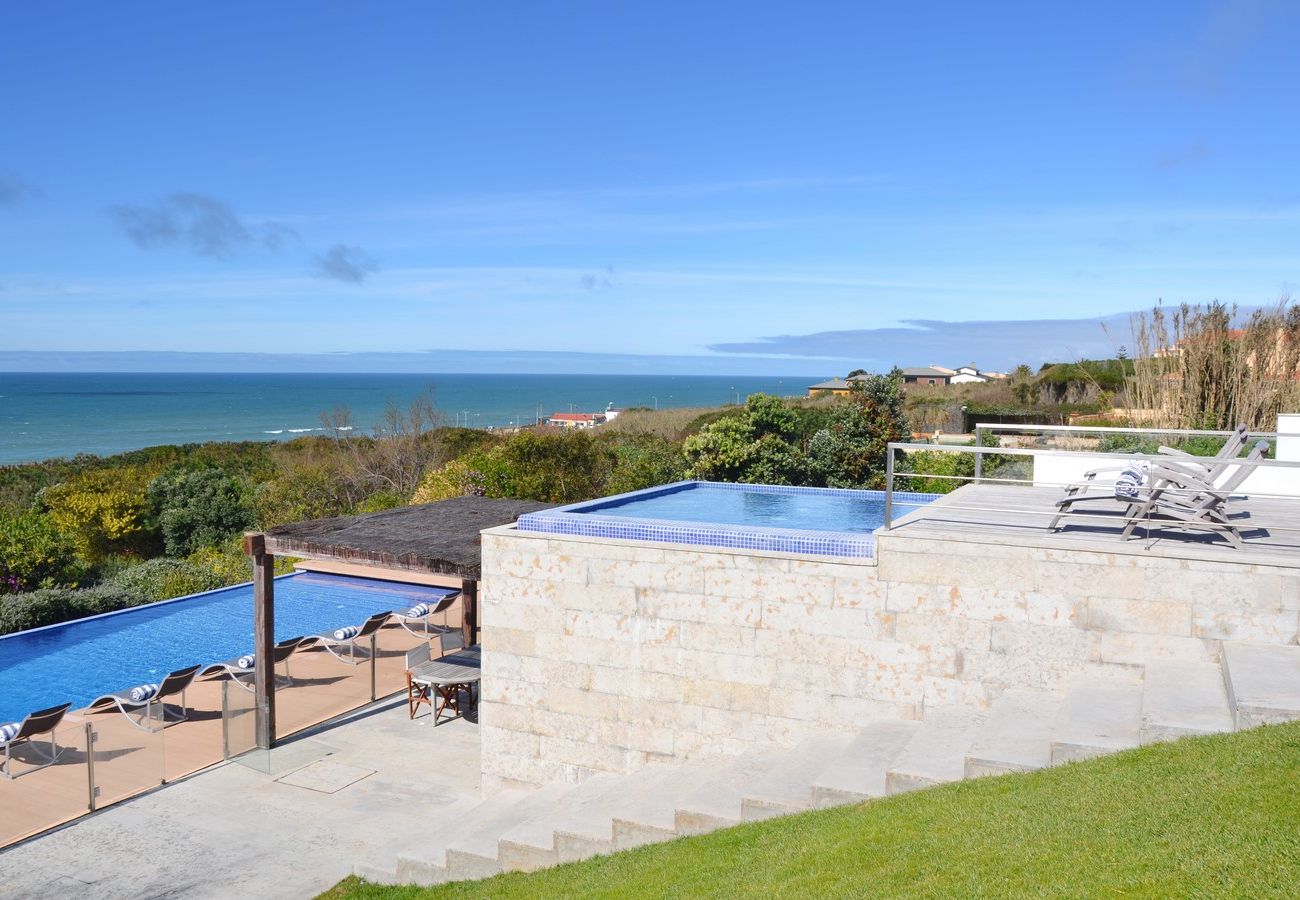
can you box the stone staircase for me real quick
[355,641,1300,887]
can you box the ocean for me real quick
[0,372,805,465]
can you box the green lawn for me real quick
[324,721,1300,899]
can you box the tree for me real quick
[603,433,688,495]
[41,468,157,563]
[806,369,908,488]
[683,394,808,484]
[1011,364,1035,404]
[0,509,84,593]
[147,467,255,556]
[494,430,617,503]
[322,387,447,503]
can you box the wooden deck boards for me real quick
[886,483,1300,568]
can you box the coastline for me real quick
[0,371,802,466]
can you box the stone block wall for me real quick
[478,525,1300,793]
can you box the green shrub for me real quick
[603,433,688,495]
[896,449,973,494]
[110,557,224,603]
[147,466,255,556]
[0,509,85,593]
[354,490,406,513]
[0,584,140,635]
[40,467,159,563]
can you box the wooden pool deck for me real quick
[884,483,1300,569]
[1,617,460,849]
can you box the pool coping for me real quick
[516,480,941,558]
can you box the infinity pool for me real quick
[0,572,455,724]
[517,481,940,558]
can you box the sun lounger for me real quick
[1059,425,1249,501]
[300,611,392,665]
[1115,441,1269,547]
[1050,440,1268,547]
[201,637,305,691]
[86,664,202,731]
[392,592,459,638]
[1,702,72,780]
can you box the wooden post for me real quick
[245,533,276,750]
[460,578,478,647]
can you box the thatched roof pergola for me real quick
[243,496,552,750]
[261,496,553,580]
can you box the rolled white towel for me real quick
[333,625,360,641]
[130,683,159,703]
[0,722,19,743]
[1114,461,1148,500]
[407,603,430,618]
[236,654,255,669]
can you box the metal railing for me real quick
[882,438,1300,549]
[969,422,1290,482]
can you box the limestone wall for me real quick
[478,525,1300,793]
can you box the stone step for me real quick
[353,795,481,884]
[740,734,857,821]
[546,771,672,865]
[443,782,578,881]
[610,761,729,851]
[965,689,1063,777]
[885,706,986,794]
[1222,642,1300,729]
[811,719,922,807]
[1049,683,1143,764]
[673,752,780,834]
[1141,661,1234,744]
[393,790,533,886]
[496,770,649,870]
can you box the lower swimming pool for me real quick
[516,480,940,557]
[0,572,455,725]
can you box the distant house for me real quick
[546,412,606,428]
[900,367,952,386]
[807,377,854,397]
[948,363,1009,384]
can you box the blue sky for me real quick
[2,0,1297,375]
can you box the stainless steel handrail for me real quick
[883,440,1300,535]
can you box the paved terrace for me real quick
[2,613,460,849]
[887,483,1300,568]
[0,698,481,899]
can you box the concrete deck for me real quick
[0,697,481,899]
[885,483,1300,568]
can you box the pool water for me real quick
[517,481,941,558]
[587,483,898,533]
[0,572,454,725]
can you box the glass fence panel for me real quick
[87,702,164,808]
[160,673,227,781]
[274,637,375,739]
[0,719,91,849]
[221,676,257,761]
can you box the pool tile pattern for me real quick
[516,481,940,558]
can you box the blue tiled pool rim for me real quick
[516,481,941,558]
